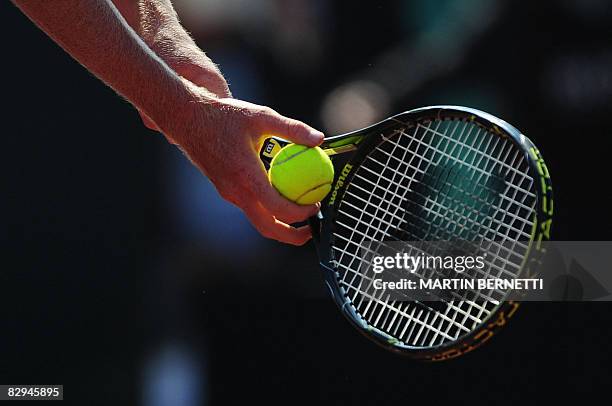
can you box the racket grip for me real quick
[260,137,290,169]
[308,211,323,242]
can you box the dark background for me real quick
[1,0,611,404]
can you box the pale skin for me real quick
[13,0,324,245]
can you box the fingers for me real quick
[246,158,320,224]
[258,108,324,147]
[216,175,317,245]
[242,201,312,246]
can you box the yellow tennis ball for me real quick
[269,144,334,205]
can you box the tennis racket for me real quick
[260,106,553,361]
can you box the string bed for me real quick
[331,118,536,348]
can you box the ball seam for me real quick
[294,182,332,202]
[272,147,311,166]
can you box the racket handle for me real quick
[308,211,323,242]
[260,137,290,169]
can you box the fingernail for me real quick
[310,130,324,143]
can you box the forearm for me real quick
[13,0,199,135]
[111,0,231,97]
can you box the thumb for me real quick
[259,110,324,147]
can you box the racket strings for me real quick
[342,122,500,342]
[368,122,532,340]
[331,118,537,348]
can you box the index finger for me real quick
[242,200,312,246]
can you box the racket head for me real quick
[314,106,552,360]
[260,105,553,360]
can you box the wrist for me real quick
[153,77,217,145]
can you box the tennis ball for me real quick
[269,144,334,205]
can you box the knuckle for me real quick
[253,106,273,121]
[259,228,275,240]
[293,238,308,247]
[287,232,306,246]
[260,106,276,116]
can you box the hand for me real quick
[162,92,324,246]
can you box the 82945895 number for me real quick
[0,385,63,400]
